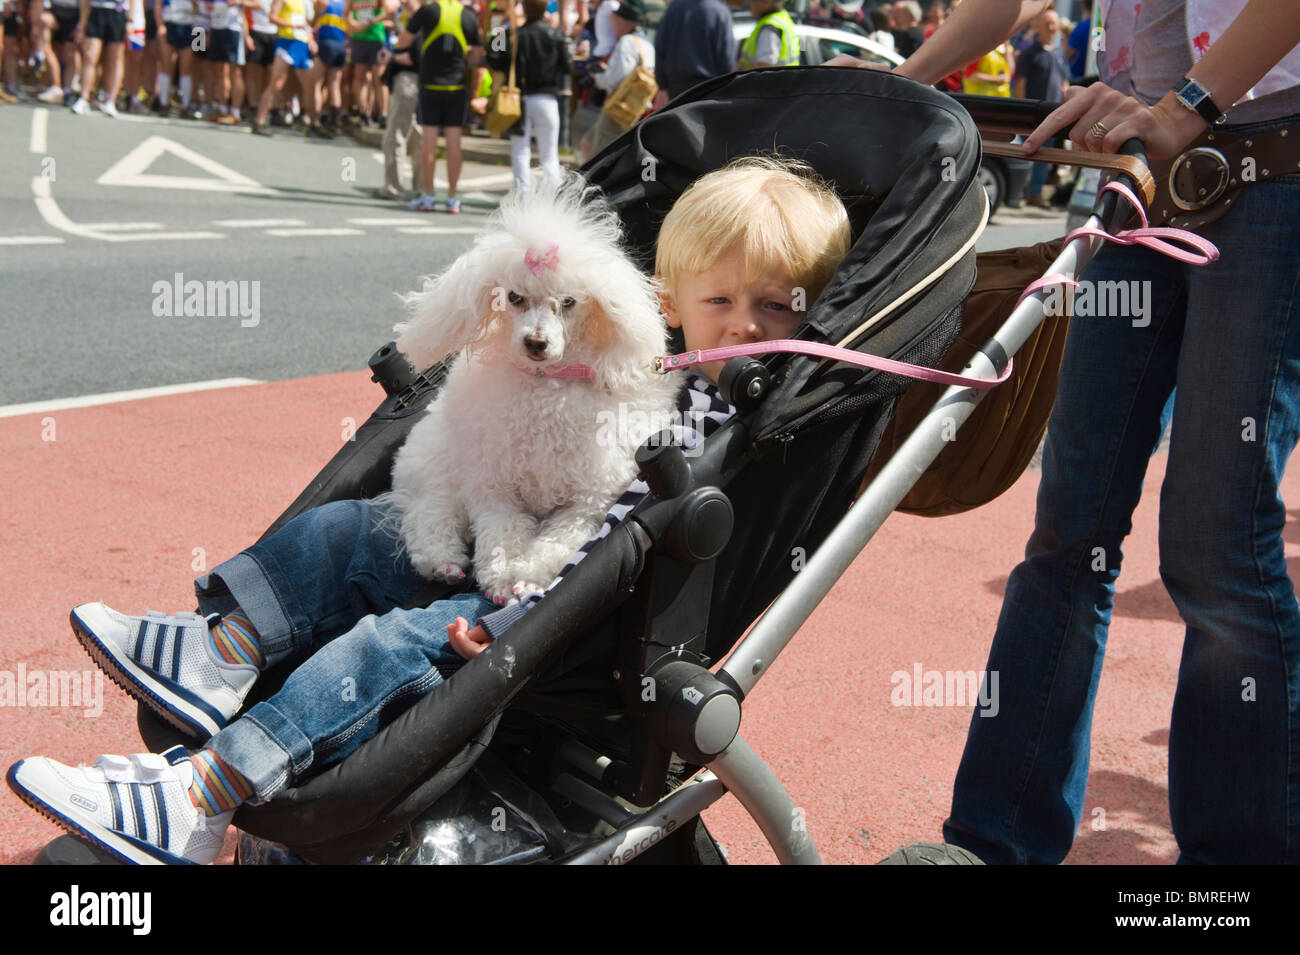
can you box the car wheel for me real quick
[977,159,1006,215]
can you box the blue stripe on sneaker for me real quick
[149,782,168,851]
[130,620,148,664]
[71,613,231,737]
[128,782,147,840]
[173,630,184,682]
[151,623,167,674]
[107,780,123,831]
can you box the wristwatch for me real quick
[1172,76,1226,125]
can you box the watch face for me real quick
[1178,78,1209,108]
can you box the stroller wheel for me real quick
[876,842,985,865]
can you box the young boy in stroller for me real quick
[7,156,852,865]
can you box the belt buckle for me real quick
[1168,146,1230,212]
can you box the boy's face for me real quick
[658,245,806,384]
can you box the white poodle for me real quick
[388,176,680,606]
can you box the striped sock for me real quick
[187,749,254,815]
[208,609,264,669]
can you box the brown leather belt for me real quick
[1149,123,1300,229]
[983,118,1300,230]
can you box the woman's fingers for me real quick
[1023,86,1095,153]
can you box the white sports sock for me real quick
[179,75,192,106]
[158,73,171,102]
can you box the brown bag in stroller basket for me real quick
[863,239,1069,516]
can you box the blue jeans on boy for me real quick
[943,151,1300,864]
[191,497,497,803]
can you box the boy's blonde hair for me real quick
[655,155,851,305]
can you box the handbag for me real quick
[861,240,1071,516]
[601,36,657,131]
[485,20,522,137]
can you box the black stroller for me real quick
[44,68,1151,865]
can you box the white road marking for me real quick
[213,218,308,228]
[31,176,113,241]
[97,135,277,194]
[346,217,480,232]
[396,226,485,235]
[264,227,366,236]
[0,378,264,419]
[29,108,48,154]
[31,177,226,242]
[346,216,422,225]
[0,235,65,245]
[452,173,515,189]
[111,230,228,241]
[80,222,165,231]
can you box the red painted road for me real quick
[2,372,1294,865]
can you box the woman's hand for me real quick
[1023,82,1207,161]
[447,616,492,660]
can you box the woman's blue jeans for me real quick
[944,156,1300,864]
[191,498,496,803]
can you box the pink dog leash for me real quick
[654,340,1014,389]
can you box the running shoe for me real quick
[70,603,258,738]
[37,86,63,104]
[409,193,438,213]
[444,196,461,215]
[70,96,91,115]
[99,100,119,118]
[306,123,334,139]
[251,122,272,136]
[7,748,235,865]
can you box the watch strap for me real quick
[1174,76,1225,124]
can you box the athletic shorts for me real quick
[316,35,347,68]
[249,30,275,66]
[53,8,79,43]
[2,14,21,37]
[208,26,241,62]
[417,87,467,128]
[144,8,156,40]
[85,6,127,43]
[164,21,191,48]
[273,36,312,70]
[349,37,383,65]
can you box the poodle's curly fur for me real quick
[387,175,680,605]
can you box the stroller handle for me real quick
[954,93,1152,231]
[950,93,1058,135]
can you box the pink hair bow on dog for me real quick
[524,244,560,276]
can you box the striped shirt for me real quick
[475,371,736,639]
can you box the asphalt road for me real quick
[0,101,510,406]
[0,99,1068,408]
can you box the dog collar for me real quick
[526,363,595,379]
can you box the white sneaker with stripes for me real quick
[71,604,258,740]
[7,747,234,865]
